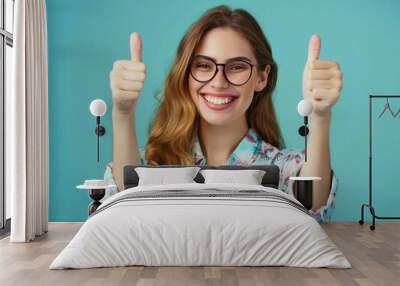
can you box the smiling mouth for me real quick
[199,93,239,105]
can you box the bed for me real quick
[49,164,351,269]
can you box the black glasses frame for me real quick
[189,56,265,86]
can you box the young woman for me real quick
[105,5,343,223]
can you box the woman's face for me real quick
[189,27,270,127]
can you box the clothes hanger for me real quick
[378,98,396,118]
[392,105,400,118]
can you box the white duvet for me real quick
[49,183,351,269]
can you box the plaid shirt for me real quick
[103,128,338,223]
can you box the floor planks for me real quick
[0,222,399,286]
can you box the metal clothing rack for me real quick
[359,95,400,230]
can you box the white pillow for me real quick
[135,167,201,186]
[200,169,266,185]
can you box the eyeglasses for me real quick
[189,55,264,86]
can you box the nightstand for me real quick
[77,180,116,215]
[289,176,321,210]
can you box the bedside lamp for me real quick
[75,99,113,217]
[289,99,321,210]
[297,99,313,162]
[89,99,107,162]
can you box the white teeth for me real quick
[204,95,234,105]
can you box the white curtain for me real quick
[7,0,49,242]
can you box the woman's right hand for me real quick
[110,32,146,116]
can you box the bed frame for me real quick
[123,164,280,190]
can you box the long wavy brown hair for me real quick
[145,5,285,165]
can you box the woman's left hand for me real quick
[302,35,343,117]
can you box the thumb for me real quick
[130,32,142,62]
[307,34,321,62]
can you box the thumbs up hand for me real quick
[302,35,342,117]
[110,32,146,116]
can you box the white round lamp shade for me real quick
[90,99,107,117]
[297,99,313,116]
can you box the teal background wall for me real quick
[47,0,400,222]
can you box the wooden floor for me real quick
[0,222,399,286]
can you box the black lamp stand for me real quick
[95,116,106,162]
[294,115,314,210]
